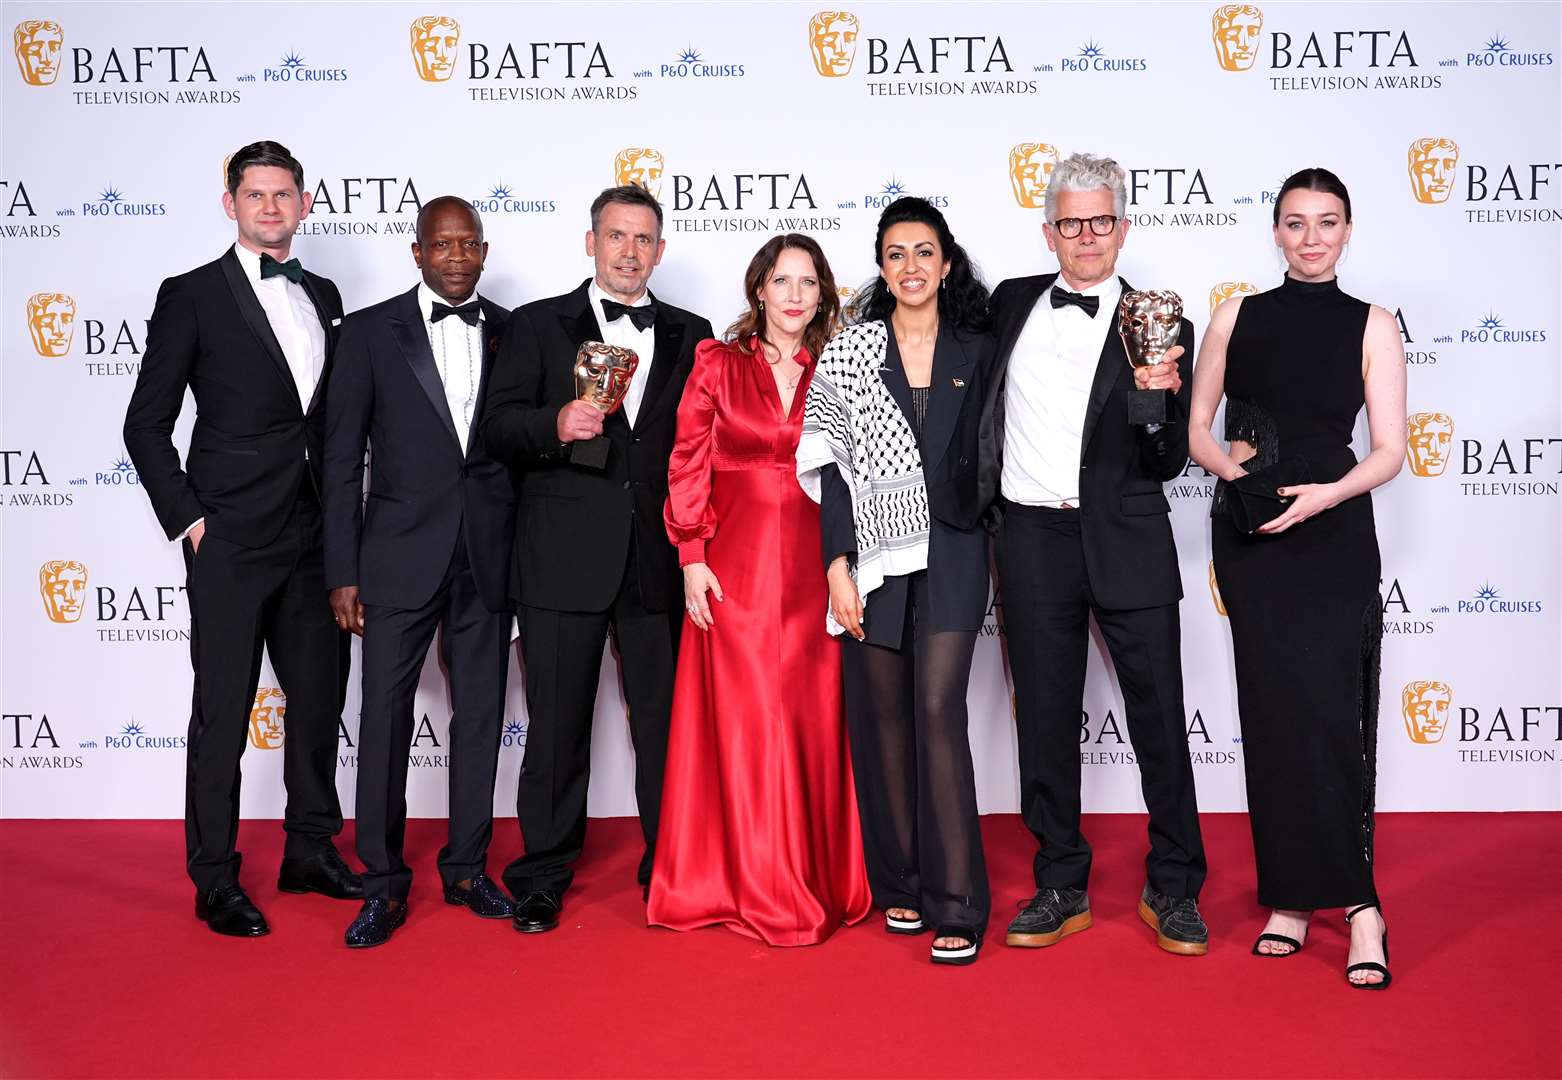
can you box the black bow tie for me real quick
[600,297,657,331]
[431,300,482,326]
[1050,287,1099,318]
[259,253,304,284]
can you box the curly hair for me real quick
[849,197,990,333]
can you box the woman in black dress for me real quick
[1189,169,1407,989]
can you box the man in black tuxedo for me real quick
[481,184,713,933]
[124,141,361,937]
[971,153,1209,956]
[323,197,517,948]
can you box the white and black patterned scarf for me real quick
[796,321,929,636]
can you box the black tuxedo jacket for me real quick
[322,287,514,613]
[124,245,343,547]
[972,273,1194,611]
[480,280,714,615]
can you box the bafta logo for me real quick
[1402,680,1452,744]
[1406,411,1454,477]
[39,560,88,623]
[1208,561,1227,616]
[1009,142,1060,209]
[809,10,859,76]
[1211,4,1263,71]
[25,292,76,357]
[248,687,287,750]
[13,19,63,86]
[614,147,665,200]
[1408,137,1460,204]
[410,15,461,82]
[1208,281,1258,314]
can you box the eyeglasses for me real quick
[1052,215,1120,238]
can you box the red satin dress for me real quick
[648,338,871,945]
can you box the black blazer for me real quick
[820,319,995,647]
[124,245,343,547]
[972,273,1194,611]
[480,280,714,615]
[322,287,514,613]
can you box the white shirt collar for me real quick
[588,279,653,319]
[1052,273,1122,300]
[233,243,267,284]
[418,282,483,325]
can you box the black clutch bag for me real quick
[1220,457,1312,534]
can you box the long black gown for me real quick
[1211,274,1382,910]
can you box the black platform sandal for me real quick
[885,908,927,935]
[1344,902,1392,990]
[930,927,982,966]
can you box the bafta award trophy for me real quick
[570,341,639,468]
[1117,289,1183,426]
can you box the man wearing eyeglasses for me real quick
[965,152,1209,958]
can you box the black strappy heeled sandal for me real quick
[1251,911,1311,957]
[1344,902,1392,990]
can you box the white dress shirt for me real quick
[418,282,485,455]
[233,243,326,411]
[588,279,656,427]
[1000,275,1123,508]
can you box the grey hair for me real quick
[1045,153,1128,223]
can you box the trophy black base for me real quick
[1127,388,1168,426]
[569,436,610,469]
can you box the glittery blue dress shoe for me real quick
[278,846,364,899]
[195,883,269,937]
[512,889,562,934]
[444,873,514,919]
[345,898,407,949]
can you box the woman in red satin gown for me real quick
[648,234,871,945]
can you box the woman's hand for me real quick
[827,557,864,641]
[1257,482,1341,535]
[682,562,724,631]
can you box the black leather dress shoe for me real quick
[512,889,562,934]
[444,873,514,919]
[277,846,364,899]
[345,898,407,949]
[195,883,270,937]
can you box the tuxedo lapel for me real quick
[1079,276,1132,456]
[992,275,1052,385]
[467,298,507,459]
[920,322,972,472]
[298,272,335,415]
[389,288,462,450]
[636,304,685,427]
[218,247,300,410]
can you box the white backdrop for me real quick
[3,1,1558,822]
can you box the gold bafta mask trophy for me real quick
[571,341,639,468]
[1118,289,1183,426]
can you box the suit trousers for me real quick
[182,495,350,892]
[355,531,511,901]
[504,534,678,896]
[996,502,1207,898]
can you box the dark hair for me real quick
[850,197,990,332]
[1273,167,1352,225]
[415,195,483,244]
[723,234,841,362]
[226,140,305,198]
[590,183,664,235]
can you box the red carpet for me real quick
[2,812,1557,1079]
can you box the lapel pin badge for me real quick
[952,377,965,387]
